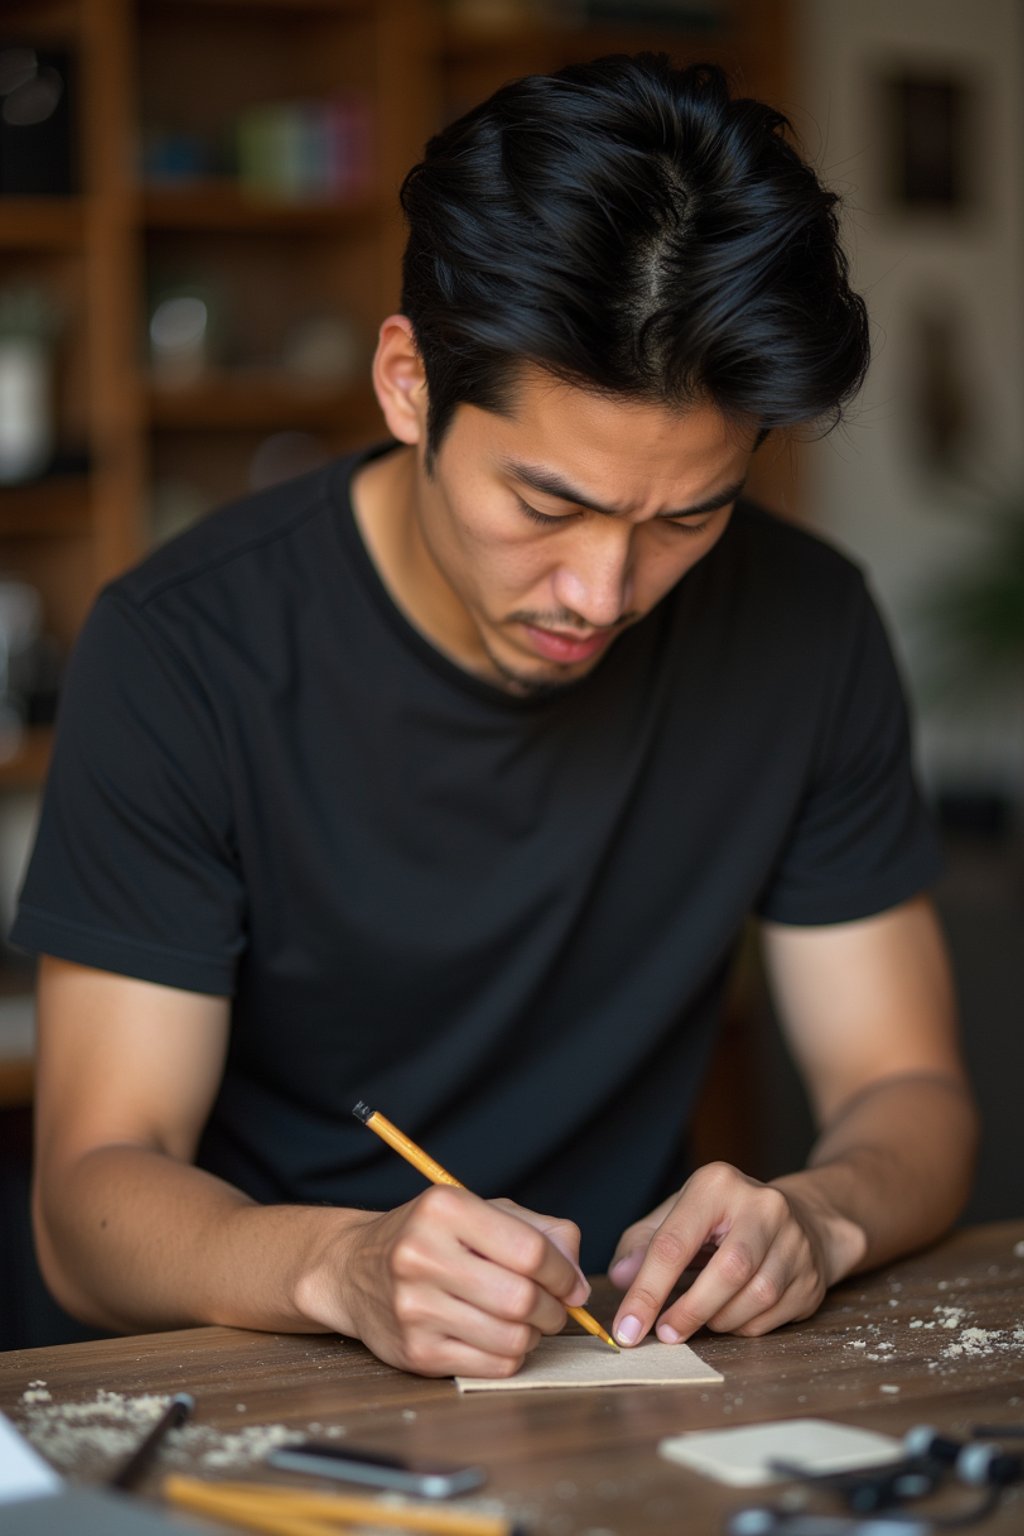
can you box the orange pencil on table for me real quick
[353,1101,619,1352]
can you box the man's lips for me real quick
[519,622,617,664]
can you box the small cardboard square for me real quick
[658,1418,904,1487]
[455,1335,723,1392]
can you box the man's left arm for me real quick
[609,894,979,1346]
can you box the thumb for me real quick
[608,1199,676,1289]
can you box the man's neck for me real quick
[350,444,490,681]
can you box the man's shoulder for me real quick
[728,500,865,589]
[706,499,871,629]
[109,451,367,614]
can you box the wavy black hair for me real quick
[400,54,869,462]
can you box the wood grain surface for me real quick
[1,1222,1022,1535]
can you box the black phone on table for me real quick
[267,1441,486,1498]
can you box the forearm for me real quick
[33,1145,376,1336]
[772,1070,979,1283]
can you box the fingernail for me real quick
[569,1276,591,1306]
[615,1314,642,1346]
[657,1323,681,1344]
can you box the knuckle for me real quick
[502,1275,539,1322]
[698,1161,738,1194]
[626,1281,665,1316]
[421,1184,463,1220]
[403,1335,440,1374]
[554,1219,582,1250]
[390,1236,424,1281]
[391,1286,425,1327]
[516,1226,548,1274]
[761,1187,790,1224]
[748,1270,781,1309]
[736,1315,773,1338]
[501,1321,535,1357]
[718,1242,756,1288]
[647,1228,690,1272]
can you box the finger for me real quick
[475,1196,588,1306]
[388,1317,537,1380]
[395,1284,544,1366]
[655,1238,791,1340]
[702,1242,825,1337]
[608,1245,646,1290]
[454,1248,572,1336]
[654,1207,811,1341]
[706,1273,820,1338]
[611,1163,765,1346]
[608,1195,676,1279]
[491,1199,589,1298]
[396,1190,576,1332]
[612,1222,710,1347]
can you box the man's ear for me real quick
[372,315,427,446]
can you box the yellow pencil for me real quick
[164,1475,521,1535]
[353,1101,618,1352]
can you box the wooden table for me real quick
[1,1222,1022,1534]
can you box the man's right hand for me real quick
[307,1187,589,1377]
[34,957,587,1376]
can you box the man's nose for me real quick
[552,521,634,629]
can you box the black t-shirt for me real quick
[12,445,941,1268]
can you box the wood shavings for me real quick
[941,1325,1024,1361]
[14,1387,308,1477]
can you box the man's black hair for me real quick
[399,53,869,462]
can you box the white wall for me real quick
[792,0,1024,809]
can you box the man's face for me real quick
[403,369,757,696]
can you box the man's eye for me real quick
[667,517,713,535]
[515,495,571,528]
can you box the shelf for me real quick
[141,0,370,13]
[441,11,727,62]
[0,991,34,1110]
[0,727,53,791]
[141,182,380,234]
[0,198,86,250]
[147,372,374,430]
[0,477,91,537]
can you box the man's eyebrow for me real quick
[500,458,746,519]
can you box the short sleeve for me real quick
[10,589,245,993]
[755,577,943,926]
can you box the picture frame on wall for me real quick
[880,67,976,213]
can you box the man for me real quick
[14,55,976,1379]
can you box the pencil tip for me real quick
[352,1100,374,1123]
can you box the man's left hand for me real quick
[608,1161,859,1346]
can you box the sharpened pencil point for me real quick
[352,1100,374,1123]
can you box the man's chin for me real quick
[484,645,603,698]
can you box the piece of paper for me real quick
[455,1335,723,1391]
[658,1418,904,1487]
[0,1411,61,1505]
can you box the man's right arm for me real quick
[32,956,586,1376]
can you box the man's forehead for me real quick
[457,375,755,513]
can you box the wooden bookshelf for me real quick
[0,0,439,789]
[141,182,381,233]
[0,199,86,249]
[0,478,91,538]
[147,373,378,431]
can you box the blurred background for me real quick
[0,0,1020,1348]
